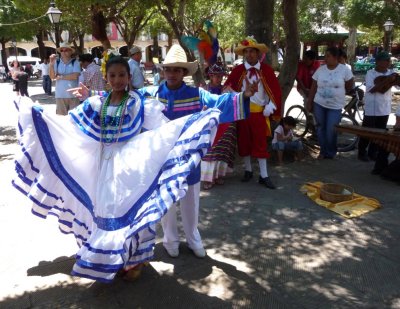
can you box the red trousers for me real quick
[237,112,270,158]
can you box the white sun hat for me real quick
[160,44,198,76]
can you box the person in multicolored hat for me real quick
[201,64,236,190]
[225,36,282,189]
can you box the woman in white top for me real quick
[307,47,354,159]
[9,60,21,94]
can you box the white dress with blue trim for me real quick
[12,90,220,282]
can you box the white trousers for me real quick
[161,182,203,250]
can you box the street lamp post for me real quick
[11,38,17,62]
[46,1,62,48]
[383,18,395,54]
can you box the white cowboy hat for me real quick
[160,44,198,76]
[56,42,75,53]
[234,36,268,56]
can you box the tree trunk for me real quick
[152,34,159,60]
[270,44,279,70]
[245,0,275,64]
[91,6,111,50]
[167,31,173,48]
[36,32,46,61]
[278,0,300,115]
[55,24,61,48]
[347,27,357,70]
[74,32,85,55]
[1,40,9,71]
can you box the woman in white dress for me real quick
[13,56,256,282]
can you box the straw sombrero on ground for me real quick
[234,36,268,56]
[160,44,198,76]
[56,42,75,53]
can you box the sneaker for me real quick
[258,176,276,189]
[241,171,253,182]
[190,247,206,258]
[165,247,179,258]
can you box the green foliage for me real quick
[298,0,344,42]
[0,0,40,41]
[212,0,244,48]
[155,0,244,47]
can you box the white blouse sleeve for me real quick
[142,97,169,131]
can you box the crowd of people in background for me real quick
[8,40,400,176]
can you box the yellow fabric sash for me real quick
[250,102,271,137]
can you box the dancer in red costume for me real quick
[225,36,282,189]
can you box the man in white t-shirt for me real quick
[40,58,52,95]
[358,51,400,173]
[358,51,399,163]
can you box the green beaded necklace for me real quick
[100,91,129,144]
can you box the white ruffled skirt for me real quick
[12,97,219,282]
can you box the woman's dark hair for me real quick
[304,50,317,60]
[338,48,347,60]
[79,53,94,63]
[325,46,340,58]
[105,56,130,75]
[280,116,297,127]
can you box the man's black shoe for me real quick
[258,176,276,189]
[368,153,378,161]
[358,154,369,162]
[241,171,253,182]
[371,168,382,175]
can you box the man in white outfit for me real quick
[128,45,145,89]
[139,45,255,258]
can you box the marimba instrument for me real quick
[336,124,400,156]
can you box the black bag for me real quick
[12,80,19,92]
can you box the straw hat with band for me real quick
[56,42,75,53]
[160,44,198,76]
[234,36,268,56]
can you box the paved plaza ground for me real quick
[0,79,399,308]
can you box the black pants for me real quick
[358,115,389,158]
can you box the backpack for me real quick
[56,58,76,74]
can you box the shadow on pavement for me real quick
[2,243,289,308]
[27,256,75,277]
[0,126,16,144]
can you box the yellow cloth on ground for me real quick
[300,182,381,219]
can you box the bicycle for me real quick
[285,84,365,152]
